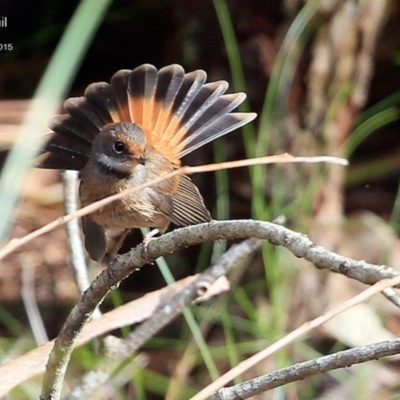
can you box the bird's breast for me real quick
[79,155,178,230]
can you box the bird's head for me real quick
[91,122,146,179]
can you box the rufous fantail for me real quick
[37,64,256,260]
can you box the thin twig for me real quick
[21,261,48,345]
[382,287,400,309]
[62,171,91,294]
[0,154,347,260]
[212,337,400,400]
[193,277,400,400]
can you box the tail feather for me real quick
[110,70,131,121]
[174,92,246,154]
[180,112,256,157]
[38,63,256,171]
[153,65,185,137]
[36,130,90,170]
[49,115,95,144]
[127,64,158,127]
[164,81,228,154]
[178,81,228,128]
[44,133,90,158]
[186,92,246,135]
[36,152,87,170]
[154,65,185,106]
[163,69,206,139]
[84,82,120,124]
[64,97,108,130]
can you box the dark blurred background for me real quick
[1,0,400,299]
[0,0,276,100]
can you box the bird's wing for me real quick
[37,64,257,169]
[148,174,212,227]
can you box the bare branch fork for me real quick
[40,219,400,399]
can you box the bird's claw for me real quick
[140,228,159,257]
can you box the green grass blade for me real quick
[149,237,219,380]
[343,108,400,157]
[213,0,255,157]
[0,0,112,244]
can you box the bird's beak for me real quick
[136,155,146,165]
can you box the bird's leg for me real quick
[143,228,160,246]
[140,228,160,256]
[108,228,130,263]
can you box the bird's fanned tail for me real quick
[37,64,256,170]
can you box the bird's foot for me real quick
[141,228,159,256]
[108,228,130,265]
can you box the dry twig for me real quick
[0,154,347,261]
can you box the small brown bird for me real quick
[37,64,257,260]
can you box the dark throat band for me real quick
[94,160,131,180]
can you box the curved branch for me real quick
[65,238,260,399]
[40,219,400,399]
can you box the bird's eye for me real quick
[113,141,125,153]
